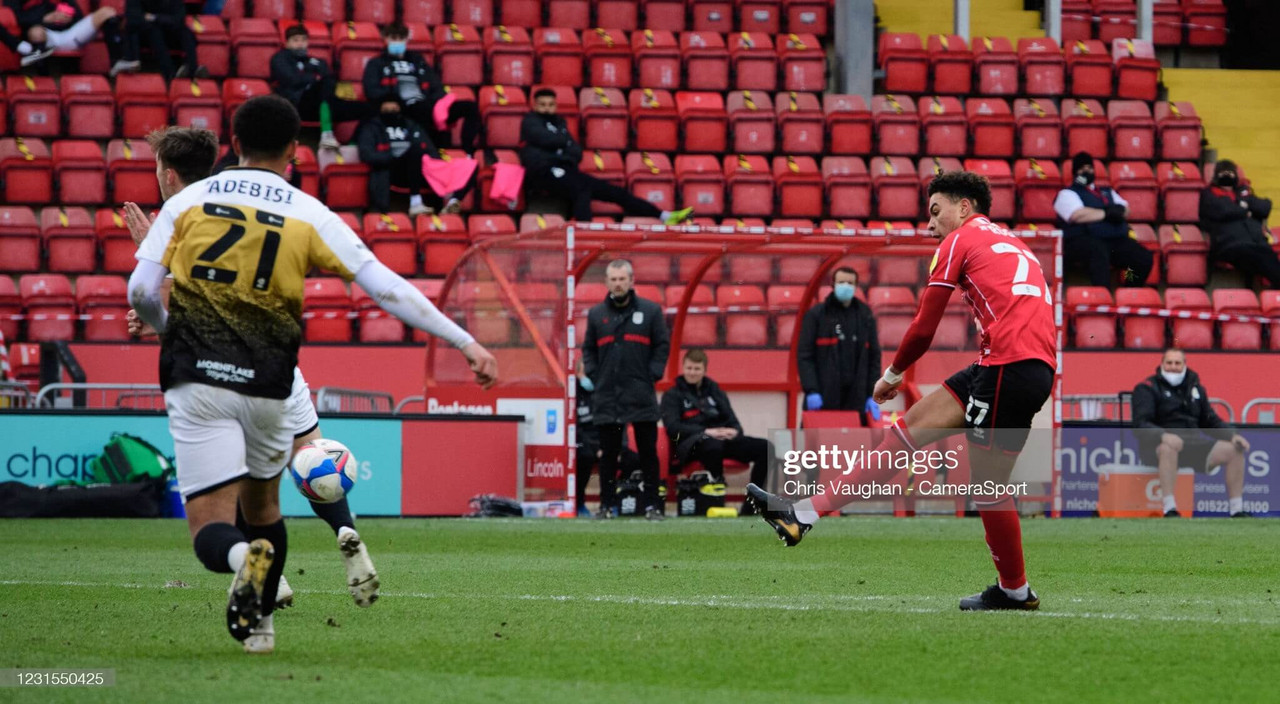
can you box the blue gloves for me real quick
[580,377,595,392]
[865,398,882,421]
[805,393,824,411]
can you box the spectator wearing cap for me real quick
[1200,159,1280,286]
[1056,152,1153,288]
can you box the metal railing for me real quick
[1241,398,1280,425]
[0,381,34,409]
[313,387,394,414]
[1064,392,1235,424]
[394,395,425,414]
[34,383,164,409]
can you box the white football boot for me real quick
[275,575,294,609]
[242,614,274,654]
[337,527,379,607]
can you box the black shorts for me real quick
[943,360,1054,453]
[1138,434,1219,472]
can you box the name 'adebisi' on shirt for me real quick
[205,177,295,205]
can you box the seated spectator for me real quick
[356,100,441,216]
[1056,151,1153,287]
[113,0,202,80]
[574,360,639,517]
[1200,159,1279,286]
[1132,348,1251,518]
[271,25,376,151]
[660,349,770,515]
[362,21,484,157]
[520,89,692,225]
[0,0,121,68]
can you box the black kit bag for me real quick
[676,470,727,516]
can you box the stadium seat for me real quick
[918,156,964,192]
[825,94,872,155]
[476,86,528,149]
[776,91,824,154]
[20,274,75,342]
[1159,224,1208,286]
[333,21,382,82]
[963,159,1017,222]
[1165,287,1213,349]
[633,30,680,90]
[724,155,774,217]
[1063,99,1109,159]
[572,149,624,214]
[95,209,134,274]
[1109,100,1156,160]
[778,33,825,91]
[107,139,161,207]
[319,146,370,209]
[300,0,344,22]
[1060,0,1092,43]
[630,253,672,283]
[690,1,732,33]
[926,34,973,94]
[739,0,781,33]
[61,75,115,139]
[867,286,917,349]
[934,296,972,349]
[484,26,535,86]
[469,214,517,239]
[547,0,589,28]
[0,138,52,206]
[1094,1,1137,43]
[1157,162,1204,223]
[629,89,679,152]
[1066,40,1114,98]
[0,206,40,274]
[6,75,59,138]
[535,29,584,87]
[680,32,730,91]
[598,0,639,30]
[918,96,967,157]
[878,33,929,94]
[292,145,320,199]
[1155,101,1203,161]
[456,0,495,25]
[303,278,353,342]
[166,78,223,137]
[51,141,107,206]
[1014,98,1062,158]
[1213,288,1262,351]
[728,32,778,91]
[773,156,823,218]
[417,213,469,277]
[456,281,511,346]
[435,24,484,86]
[726,250,773,283]
[875,253,924,286]
[727,91,776,154]
[41,207,95,274]
[718,284,768,346]
[1014,159,1063,222]
[579,87,630,150]
[822,157,871,219]
[676,92,728,153]
[351,0,395,23]
[1110,161,1158,222]
[767,284,805,346]
[189,16,230,78]
[1116,286,1165,349]
[350,283,406,343]
[401,0,444,24]
[1018,37,1066,97]
[221,78,271,130]
[1151,0,1184,46]
[626,152,678,213]
[1066,286,1117,348]
[1185,0,1227,46]
[114,74,171,139]
[871,94,920,156]
[871,157,919,219]
[972,36,1018,95]
[676,248,722,283]
[363,213,417,275]
[252,0,294,19]
[520,213,567,233]
[967,98,1015,158]
[1129,223,1161,285]
[76,275,130,341]
[583,28,632,88]
[0,274,18,342]
[666,284,717,346]
[1112,38,1161,101]
[229,18,280,80]
[1261,291,1280,351]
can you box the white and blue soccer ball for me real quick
[289,438,357,504]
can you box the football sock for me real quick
[310,497,355,535]
[977,496,1028,593]
[193,522,247,573]
[808,419,918,513]
[1229,497,1243,514]
[792,501,820,525]
[1162,494,1178,514]
[242,519,288,615]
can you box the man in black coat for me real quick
[520,89,692,224]
[118,0,200,80]
[574,360,639,516]
[270,25,374,150]
[1131,348,1251,518]
[1055,151,1153,287]
[660,349,770,515]
[581,260,670,520]
[797,266,882,424]
[355,101,436,216]
[1199,159,1279,287]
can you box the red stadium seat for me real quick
[189,16,230,78]
[6,75,59,138]
[0,206,40,274]
[1018,37,1065,97]
[680,31,730,91]
[1066,286,1117,348]
[333,21,382,83]
[1063,98,1109,159]
[824,94,872,155]
[1165,287,1213,349]
[784,0,828,35]
[1261,291,1280,351]
[417,213,469,278]
[778,33,825,91]
[935,296,972,349]
[630,254,672,282]
[351,283,406,343]
[472,148,522,213]
[1129,223,1161,285]
[1096,0,1138,43]
[362,213,417,275]
[95,209,134,274]
[1109,100,1155,160]
[972,36,1018,96]
[666,284,717,346]
[485,26,535,87]
[1014,159,1063,222]
[292,145,320,199]
[633,30,680,90]
[728,32,778,91]
[0,274,18,342]
[676,91,728,153]
[967,98,1015,158]
[61,75,114,139]
[1185,0,1227,47]
[302,0,345,22]
[675,155,725,216]
[727,90,776,154]
[229,18,280,80]
[519,213,567,233]
[1116,286,1165,349]
[773,156,823,218]
[626,152,678,213]
[547,0,589,28]
[739,0,780,33]
[107,139,161,207]
[726,250,772,283]
[1,138,52,206]
[51,140,106,206]
[319,146,370,209]
[767,284,805,345]
[252,0,294,19]
[879,33,929,94]
[221,77,270,128]
[871,94,920,156]
[583,28,632,88]
[402,0,444,24]
[476,86,528,149]
[457,281,511,346]
[776,91,824,154]
[630,89,679,151]
[640,0,684,31]
[1151,0,1183,46]
[927,34,973,94]
[1157,162,1204,223]
[76,275,129,341]
[115,74,170,139]
[576,149,625,214]
[468,214,517,239]
[535,28,584,87]
[170,79,222,137]
[1112,38,1160,101]
[917,156,963,192]
[434,24,484,86]
[718,284,768,347]
[724,154,774,217]
[918,96,967,157]
[963,159,1016,222]
[352,0,395,24]
[867,286,917,349]
[1060,0,1092,44]
[1213,288,1261,350]
[1159,224,1208,286]
[875,254,924,286]
[871,156,919,219]
[20,274,75,342]
[1066,40,1113,98]
[1014,98,1062,158]
[1110,161,1158,222]
[454,0,494,26]
[598,0,639,30]
[579,87,629,150]
[822,157,871,219]
[41,207,95,274]
[1155,101,1202,161]
[303,278,352,342]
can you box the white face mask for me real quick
[1161,370,1186,387]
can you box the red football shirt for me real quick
[927,215,1057,368]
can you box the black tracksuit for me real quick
[797,293,881,418]
[1200,184,1279,286]
[362,50,483,155]
[123,0,194,80]
[519,111,661,221]
[660,375,769,487]
[582,290,669,510]
[355,113,433,213]
[575,378,639,511]
[269,49,373,126]
[1058,183,1154,287]
[1131,367,1233,466]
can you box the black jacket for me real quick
[518,112,582,174]
[660,375,742,464]
[10,0,83,30]
[1199,185,1273,255]
[270,49,335,106]
[1131,367,1233,446]
[581,291,669,425]
[355,114,432,169]
[361,50,446,109]
[125,0,184,26]
[797,293,880,410]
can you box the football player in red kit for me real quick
[748,171,1057,611]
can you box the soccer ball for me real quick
[289,438,357,504]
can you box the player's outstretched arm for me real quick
[128,259,171,334]
[873,284,950,403]
[353,260,498,389]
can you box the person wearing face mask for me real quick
[796,266,882,424]
[573,359,640,517]
[270,25,375,151]
[1199,159,1280,286]
[1055,151,1153,288]
[1132,348,1251,518]
[355,100,437,216]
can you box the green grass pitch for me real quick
[2,516,1279,703]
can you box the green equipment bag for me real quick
[88,433,174,485]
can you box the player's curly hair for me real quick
[927,171,992,216]
[232,95,300,161]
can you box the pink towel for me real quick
[433,93,459,131]
[422,155,478,197]
[488,163,526,204]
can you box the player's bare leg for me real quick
[958,445,1039,611]
[1206,439,1249,517]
